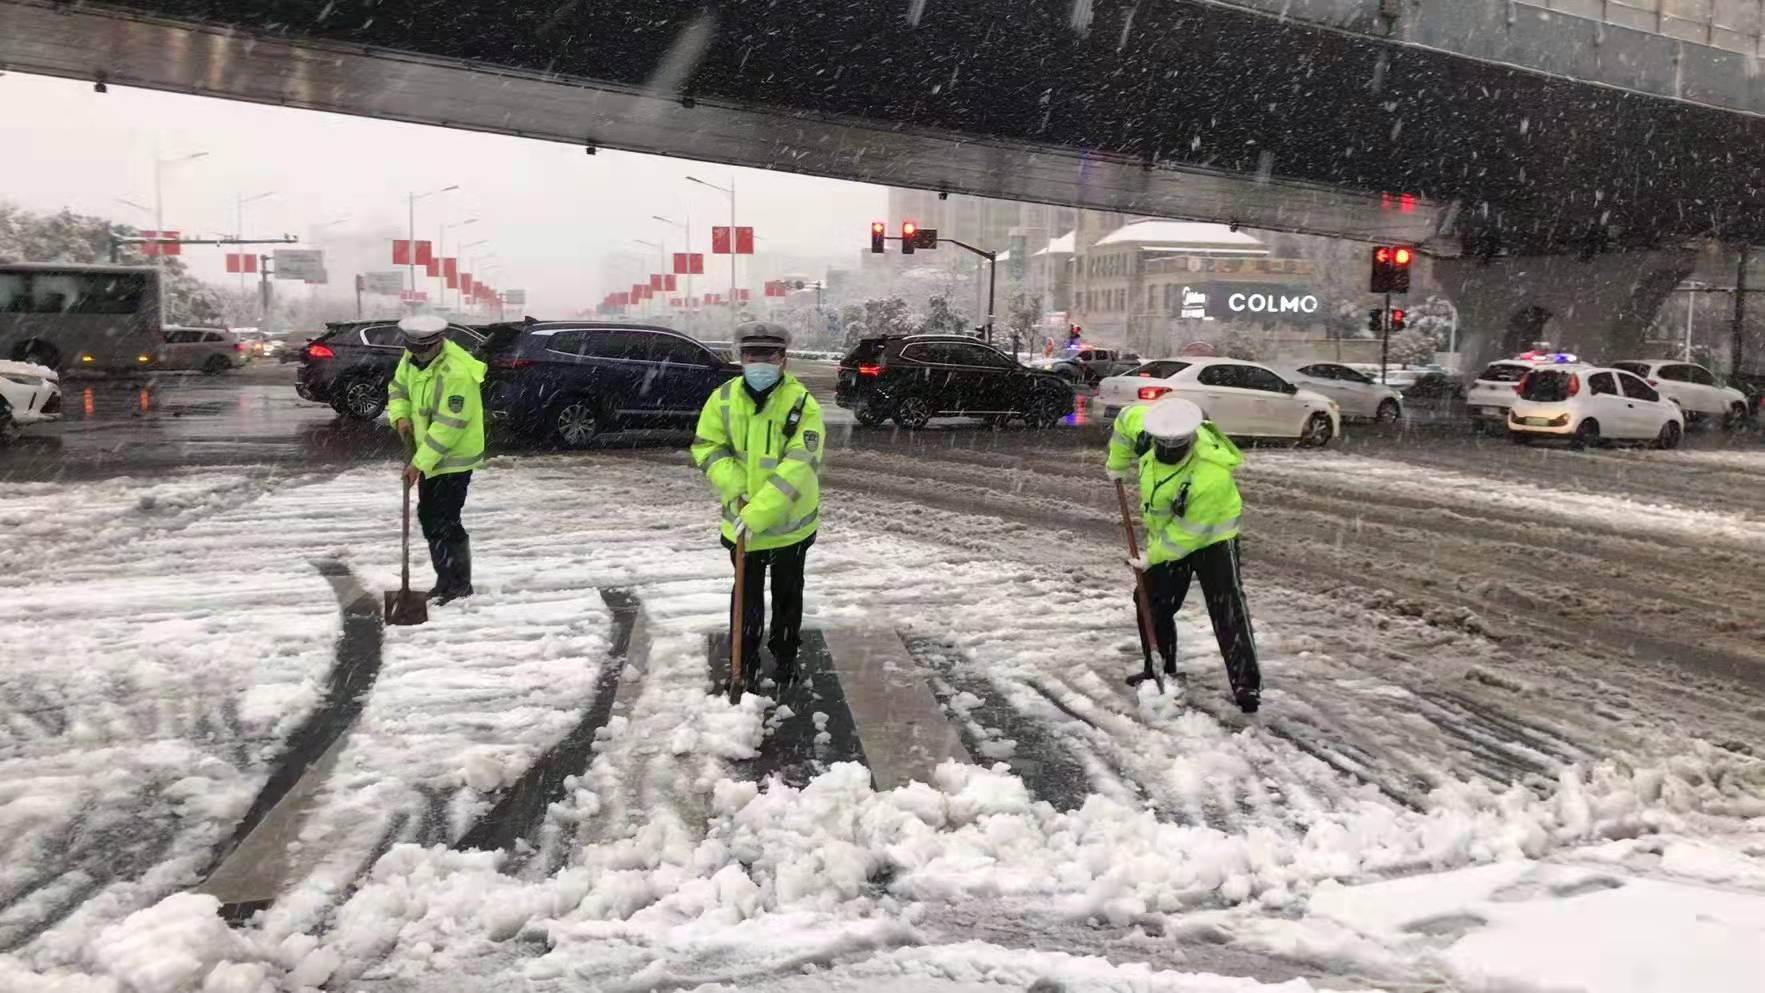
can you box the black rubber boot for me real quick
[1235,688,1261,714]
[435,538,474,604]
[424,538,447,600]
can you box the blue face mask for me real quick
[742,362,782,391]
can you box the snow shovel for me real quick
[728,532,748,703]
[384,454,428,627]
[1114,479,1164,694]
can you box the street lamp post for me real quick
[635,238,666,318]
[686,175,736,326]
[653,213,691,315]
[153,149,208,314]
[466,252,497,316]
[441,217,479,312]
[407,185,459,309]
[235,191,275,303]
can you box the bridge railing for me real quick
[1520,0,1761,56]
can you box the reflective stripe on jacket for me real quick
[1105,404,1245,565]
[385,339,487,478]
[690,374,824,551]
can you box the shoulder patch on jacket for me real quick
[802,430,820,452]
[448,395,465,413]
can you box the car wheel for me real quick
[338,377,388,420]
[1375,399,1401,424]
[202,354,231,375]
[1655,419,1683,450]
[553,399,603,449]
[1299,412,1334,447]
[1024,391,1069,429]
[1570,418,1600,450]
[854,394,890,428]
[894,394,933,430]
[1723,402,1748,431]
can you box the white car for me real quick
[1508,365,1684,449]
[1465,354,1578,428]
[1096,357,1341,446]
[1282,362,1405,422]
[1611,360,1749,429]
[0,359,62,437]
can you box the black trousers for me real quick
[417,471,472,585]
[723,533,814,673]
[1133,538,1261,700]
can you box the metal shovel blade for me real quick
[384,588,429,626]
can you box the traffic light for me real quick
[901,221,917,255]
[1370,244,1414,293]
[1367,309,1383,333]
[1390,308,1407,331]
[870,221,886,254]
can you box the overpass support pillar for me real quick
[1433,249,1696,369]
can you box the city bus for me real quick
[0,262,163,373]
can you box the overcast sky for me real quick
[0,71,886,315]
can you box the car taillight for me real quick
[234,343,246,352]
[491,357,534,369]
[858,364,884,376]
[305,343,335,360]
[1138,386,1171,401]
[1567,373,1580,397]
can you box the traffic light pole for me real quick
[1379,291,1392,385]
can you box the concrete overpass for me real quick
[3,0,1764,362]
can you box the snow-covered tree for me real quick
[919,295,968,336]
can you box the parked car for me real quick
[296,319,487,420]
[479,321,738,447]
[1610,359,1750,429]
[155,326,249,374]
[1508,365,1683,449]
[1465,354,1577,430]
[1095,357,1340,446]
[1397,371,1467,424]
[835,335,1075,429]
[0,359,61,438]
[1045,346,1144,389]
[1281,362,1404,422]
[1729,370,1765,425]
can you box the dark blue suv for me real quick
[482,321,738,447]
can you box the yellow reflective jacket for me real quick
[691,374,824,551]
[1106,405,1244,565]
[385,339,486,478]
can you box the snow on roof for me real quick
[1031,231,1076,257]
[1093,220,1266,250]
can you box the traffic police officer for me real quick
[386,314,486,604]
[1106,397,1262,712]
[691,321,825,688]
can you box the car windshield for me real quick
[1479,363,1531,383]
[1130,360,1191,378]
[1520,369,1576,402]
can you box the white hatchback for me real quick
[1282,361,1405,422]
[1096,357,1341,446]
[1508,365,1684,449]
[0,359,62,437]
[1611,359,1749,429]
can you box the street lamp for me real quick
[406,184,459,305]
[440,217,479,310]
[686,175,737,324]
[653,214,691,312]
[153,149,208,312]
[464,252,497,314]
[114,197,151,215]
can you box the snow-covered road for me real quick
[2,440,1763,992]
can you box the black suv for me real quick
[296,320,486,420]
[479,321,738,447]
[836,335,1074,429]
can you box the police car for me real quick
[1465,351,1579,430]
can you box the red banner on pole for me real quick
[649,274,664,291]
[225,253,259,274]
[711,227,731,255]
[632,283,646,300]
[669,297,683,307]
[672,252,706,275]
[738,288,752,301]
[414,240,434,266]
[663,274,678,292]
[735,227,755,255]
[443,257,458,278]
[392,239,411,265]
[445,271,459,290]
[460,274,473,296]
[142,231,182,257]
[425,258,440,277]
[690,253,705,274]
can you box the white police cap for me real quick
[736,321,791,350]
[397,314,448,343]
[1142,396,1204,441]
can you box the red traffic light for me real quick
[1374,247,1391,265]
[903,222,918,237]
[901,221,918,255]
[1393,246,1413,266]
[870,221,886,254]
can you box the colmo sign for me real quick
[1227,291,1319,314]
